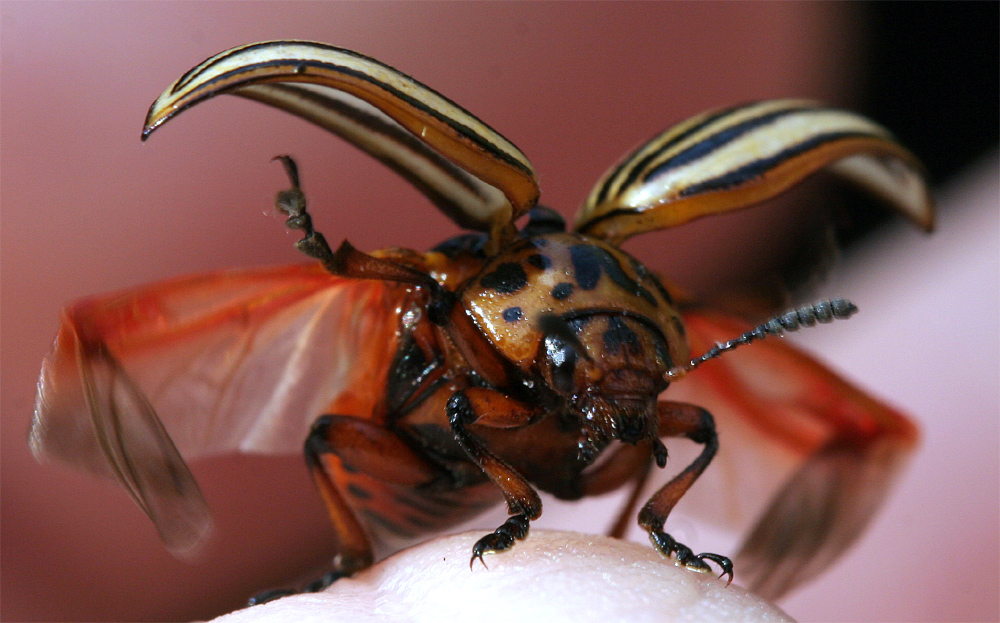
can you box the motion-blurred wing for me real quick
[143,41,538,240]
[667,307,919,599]
[574,100,933,244]
[30,264,404,556]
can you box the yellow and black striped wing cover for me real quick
[574,100,933,244]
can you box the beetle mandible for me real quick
[30,41,932,601]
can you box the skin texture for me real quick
[213,530,794,623]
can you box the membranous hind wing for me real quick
[668,307,918,600]
[30,264,405,556]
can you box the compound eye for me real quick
[538,314,588,395]
[544,334,578,395]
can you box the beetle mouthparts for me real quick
[578,394,655,451]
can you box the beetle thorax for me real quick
[458,232,686,458]
[460,232,689,367]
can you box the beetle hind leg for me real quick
[639,401,733,584]
[249,413,446,604]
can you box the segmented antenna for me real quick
[665,298,858,380]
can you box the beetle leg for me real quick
[249,415,437,606]
[638,401,733,584]
[273,155,338,270]
[273,156,439,286]
[304,414,442,578]
[273,157,458,322]
[446,388,542,567]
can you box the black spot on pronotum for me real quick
[595,250,656,306]
[503,307,524,322]
[551,282,574,300]
[569,244,656,305]
[480,262,528,294]
[526,254,552,270]
[569,245,602,290]
[631,257,673,304]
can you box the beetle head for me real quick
[538,313,671,462]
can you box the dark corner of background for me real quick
[842,1,998,244]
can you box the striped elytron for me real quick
[30,41,932,601]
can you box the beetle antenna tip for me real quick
[665,298,858,380]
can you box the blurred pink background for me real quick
[2,3,997,621]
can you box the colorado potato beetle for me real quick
[29,41,932,601]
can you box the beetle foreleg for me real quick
[638,401,733,584]
[446,389,542,567]
[273,156,339,271]
[273,156,449,302]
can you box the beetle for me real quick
[29,41,932,601]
